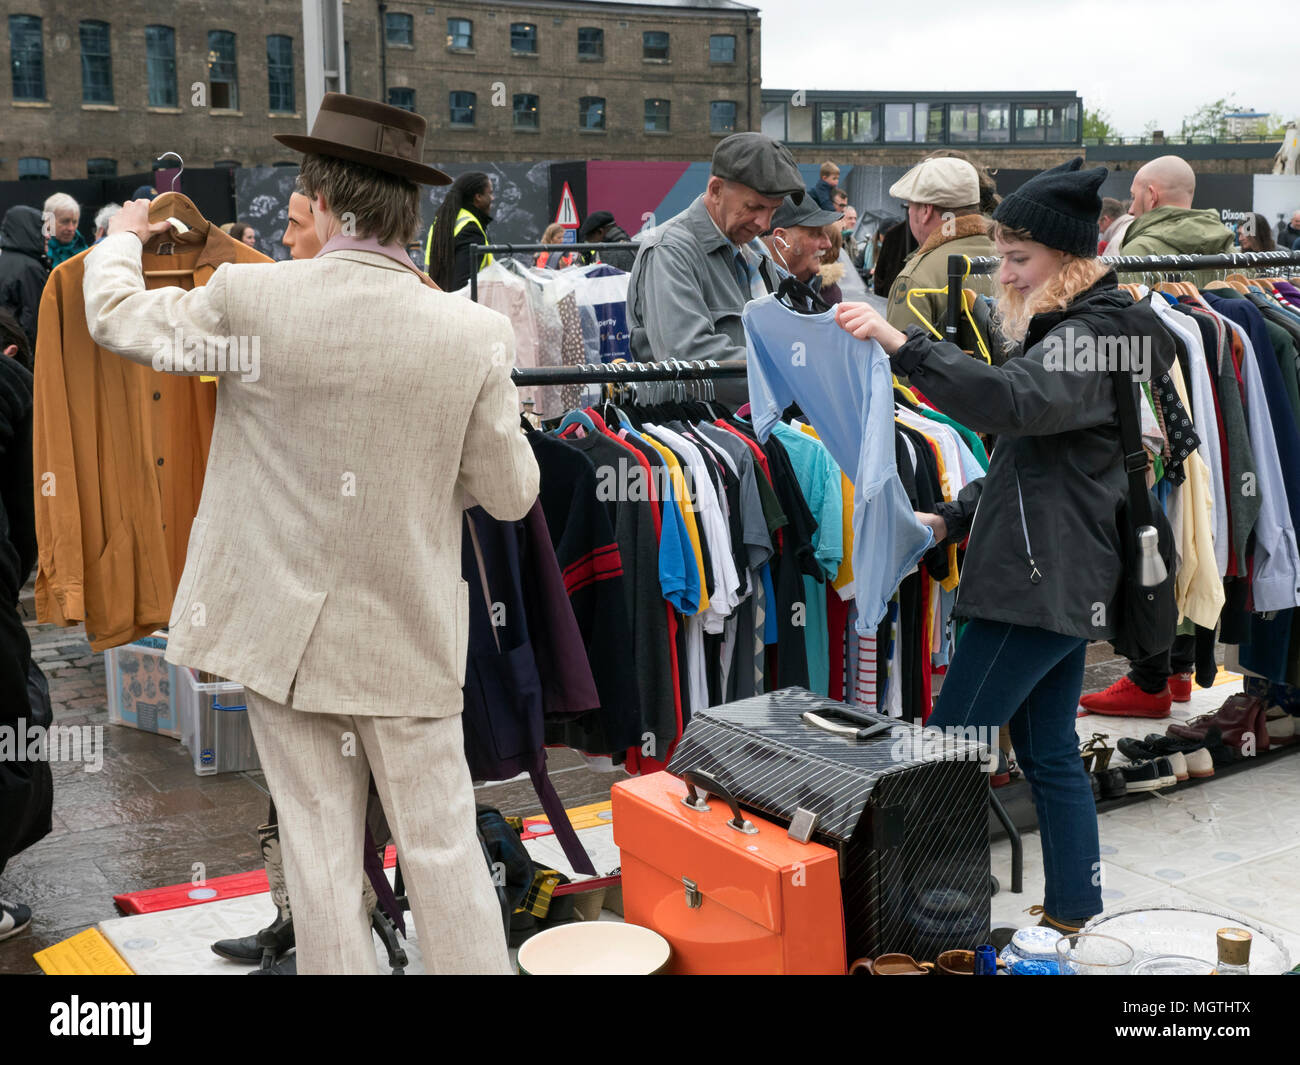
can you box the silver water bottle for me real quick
[1137,525,1167,587]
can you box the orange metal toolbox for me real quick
[611,769,846,975]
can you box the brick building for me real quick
[0,0,762,180]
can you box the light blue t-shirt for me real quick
[742,294,933,632]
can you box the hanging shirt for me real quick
[33,214,270,650]
[742,295,932,631]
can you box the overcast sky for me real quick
[754,0,1300,137]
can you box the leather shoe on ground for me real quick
[1096,768,1127,800]
[1079,676,1171,718]
[1184,747,1214,778]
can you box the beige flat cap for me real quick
[889,157,981,209]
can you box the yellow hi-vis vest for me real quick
[424,208,492,275]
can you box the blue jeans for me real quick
[929,620,1102,922]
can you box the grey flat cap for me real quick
[712,132,805,203]
[771,195,842,231]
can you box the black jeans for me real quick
[1127,633,1196,694]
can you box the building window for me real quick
[761,100,786,140]
[18,157,50,180]
[447,17,472,50]
[207,30,238,110]
[643,31,669,60]
[80,20,113,104]
[579,96,605,130]
[267,35,294,113]
[980,102,1009,142]
[387,87,415,112]
[948,103,979,143]
[385,13,413,46]
[645,98,670,132]
[818,104,878,144]
[1016,102,1077,142]
[915,102,944,143]
[513,93,539,130]
[709,34,736,63]
[1063,101,1079,142]
[87,158,117,177]
[146,25,177,107]
[449,90,476,126]
[577,27,603,59]
[511,23,537,53]
[710,100,738,135]
[883,102,913,142]
[9,15,44,101]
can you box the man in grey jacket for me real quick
[627,132,805,406]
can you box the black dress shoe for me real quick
[1090,773,1102,802]
[212,914,294,965]
[1096,768,1127,800]
[211,934,263,964]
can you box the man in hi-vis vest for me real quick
[424,171,494,290]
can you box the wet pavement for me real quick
[0,580,1134,975]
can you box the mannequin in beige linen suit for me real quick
[81,95,538,973]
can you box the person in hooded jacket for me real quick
[578,210,635,272]
[0,206,50,351]
[0,310,47,941]
[836,158,1175,934]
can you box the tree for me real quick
[1083,108,1118,140]
[1265,113,1294,138]
[1142,118,1161,140]
[1180,96,1241,139]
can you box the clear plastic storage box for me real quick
[176,667,261,776]
[104,637,182,737]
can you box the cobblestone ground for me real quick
[0,580,1134,975]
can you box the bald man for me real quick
[1116,155,1233,257]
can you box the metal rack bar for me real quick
[469,241,635,301]
[511,358,744,386]
[945,249,1300,336]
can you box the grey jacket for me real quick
[895,274,1176,641]
[627,195,781,406]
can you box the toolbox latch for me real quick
[683,877,702,909]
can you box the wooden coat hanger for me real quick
[143,153,211,277]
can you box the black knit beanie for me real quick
[991,157,1108,258]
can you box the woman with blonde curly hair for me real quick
[834,158,1176,934]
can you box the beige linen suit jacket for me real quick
[82,233,539,717]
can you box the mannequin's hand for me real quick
[109,199,172,245]
[835,301,909,354]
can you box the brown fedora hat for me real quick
[274,92,451,186]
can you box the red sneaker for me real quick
[1169,672,1193,703]
[1079,676,1172,718]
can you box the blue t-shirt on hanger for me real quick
[742,294,933,632]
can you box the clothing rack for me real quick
[511,358,745,387]
[468,240,637,301]
[944,249,1300,340]
[511,350,1025,893]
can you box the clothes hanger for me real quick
[776,274,832,315]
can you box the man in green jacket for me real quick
[885,157,995,336]
[1117,156,1234,263]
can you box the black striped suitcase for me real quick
[666,687,992,964]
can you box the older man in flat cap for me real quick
[627,131,805,405]
[885,156,994,335]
